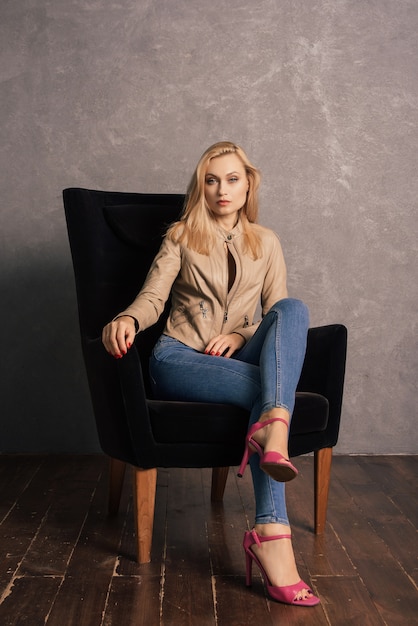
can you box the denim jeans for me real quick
[149,298,309,526]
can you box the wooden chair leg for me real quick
[108,457,127,516]
[211,467,230,502]
[314,447,333,534]
[132,467,157,563]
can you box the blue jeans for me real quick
[149,298,309,526]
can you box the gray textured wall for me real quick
[1,0,417,454]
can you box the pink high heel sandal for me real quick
[237,417,298,482]
[243,529,320,606]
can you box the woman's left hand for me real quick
[204,333,245,358]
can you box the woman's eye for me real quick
[205,178,216,185]
[229,177,238,183]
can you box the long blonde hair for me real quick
[167,141,262,258]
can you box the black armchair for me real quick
[63,187,347,563]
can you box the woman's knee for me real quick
[271,298,309,321]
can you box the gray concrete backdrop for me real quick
[1,0,417,453]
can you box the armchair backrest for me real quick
[63,188,185,394]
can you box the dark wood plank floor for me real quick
[0,454,416,625]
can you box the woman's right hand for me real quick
[102,316,137,358]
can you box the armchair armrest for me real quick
[81,337,154,466]
[115,343,158,468]
[297,324,347,448]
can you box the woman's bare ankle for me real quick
[251,523,301,587]
[254,409,291,457]
[254,522,291,537]
[259,407,290,424]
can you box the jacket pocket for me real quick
[170,301,211,328]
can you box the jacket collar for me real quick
[215,219,243,242]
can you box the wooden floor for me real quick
[0,455,416,626]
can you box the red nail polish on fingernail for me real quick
[216,352,221,356]
[127,342,131,348]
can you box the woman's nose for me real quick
[218,182,227,196]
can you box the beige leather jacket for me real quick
[118,220,288,352]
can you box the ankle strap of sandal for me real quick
[250,529,292,547]
[259,416,289,429]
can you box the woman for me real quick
[102,141,319,607]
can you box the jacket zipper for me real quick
[223,241,230,325]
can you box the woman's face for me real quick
[204,153,249,230]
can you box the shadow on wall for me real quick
[0,258,101,453]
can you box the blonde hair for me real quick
[167,141,262,258]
